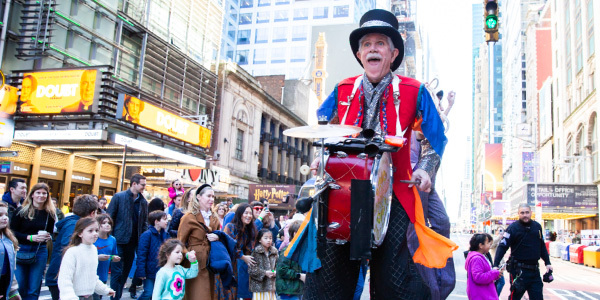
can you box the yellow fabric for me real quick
[410,175,458,268]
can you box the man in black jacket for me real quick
[108,174,148,300]
[493,204,552,300]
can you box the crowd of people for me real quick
[0,175,308,300]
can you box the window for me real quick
[258,0,270,6]
[238,29,251,44]
[577,127,585,182]
[241,0,253,8]
[255,28,268,43]
[235,129,244,160]
[254,48,267,64]
[237,49,249,64]
[227,22,236,39]
[271,47,285,63]
[291,46,306,62]
[313,7,328,19]
[587,0,595,56]
[575,0,583,71]
[592,116,598,178]
[239,13,252,25]
[275,0,289,5]
[294,8,308,20]
[274,10,288,22]
[333,5,349,18]
[292,25,307,41]
[257,11,270,23]
[229,5,238,21]
[272,27,287,42]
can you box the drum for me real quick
[323,140,393,247]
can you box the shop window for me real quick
[235,129,244,160]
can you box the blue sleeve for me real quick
[255,219,263,231]
[111,237,119,255]
[417,84,447,158]
[135,232,150,278]
[316,85,338,122]
[60,222,76,249]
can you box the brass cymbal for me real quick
[283,124,362,138]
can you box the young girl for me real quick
[276,221,305,300]
[58,217,115,300]
[94,214,120,300]
[465,233,501,300]
[152,239,199,300]
[0,202,20,300]
[248,229,278,300]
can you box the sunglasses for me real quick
[253,206,264,211]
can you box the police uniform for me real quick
[493,220,550,300]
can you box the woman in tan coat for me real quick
[178,184,220,300]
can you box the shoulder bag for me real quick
[16,213,49,265]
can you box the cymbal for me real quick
[283,124,362,138]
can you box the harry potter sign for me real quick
[248,184,296,210]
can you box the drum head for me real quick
[371,152,393,247]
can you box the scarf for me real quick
[201,210,212,226]
[362,72,393,136]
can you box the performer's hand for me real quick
[447,91,456,106]
[411,169,431,192]
[310,157,320,177]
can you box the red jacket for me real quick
[335,74,421,223]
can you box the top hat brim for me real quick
[350,26,404,72]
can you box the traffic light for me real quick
[484,0,499,42]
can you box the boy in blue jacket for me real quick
[135,210,169,300]
[45,194,99,300]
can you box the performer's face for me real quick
[356,33,399,83]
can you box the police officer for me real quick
[493,203,552,300]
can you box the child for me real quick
[46,194,99,300]
[249,229,279,300]
[58,217,115,300]
[276,221,305,300]
[135,211,170,300]
[465,233,501,300]
[94,214,121,300]
[152,239,198,300]
[0,202,20,300]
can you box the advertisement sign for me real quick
[539,78,553,142]
[20,69,101,114]
[117,94,211,148]
[522,152,535,182]
[492,200,511,217]
[525,184,598,209]
[484,143,503,202]
[248,184,296,210]
[0,85,18,147]
[0,162,11,174]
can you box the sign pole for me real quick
[120,145,127,191]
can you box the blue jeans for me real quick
[137,279,154,300]
[110,242,137,300]
[280,295,301,300]
[496,275,505,296]
[15,243,48,300]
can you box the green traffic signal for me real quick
[486,15,498,29]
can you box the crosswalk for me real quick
[548,289,600,299]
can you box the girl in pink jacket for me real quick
[465,233,502,300]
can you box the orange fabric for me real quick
[410,179,458,268]
[412,117,423,132]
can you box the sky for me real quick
[416,0,477,222]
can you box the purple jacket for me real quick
[465,251,499,300]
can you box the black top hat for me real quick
[349,9,404,71]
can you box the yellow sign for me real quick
[117,94,211,148]
[20,69,100,114]
[0,85,18,116]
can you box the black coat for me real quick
[107,189,148,244]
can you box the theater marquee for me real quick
[19,69,101,114]
[116,94,211,148]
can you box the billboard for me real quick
[116,94,211,148]
[484,144,503,199]
[0,85,18,147]
[19,69,101,114]
[522,152,535,182]
[525,184,598,210]
[248,184,296,210]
